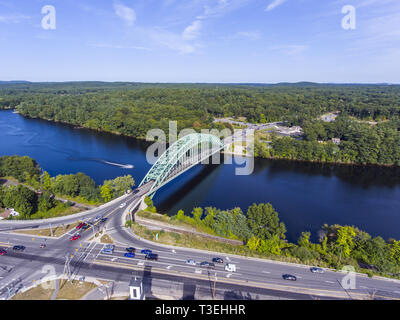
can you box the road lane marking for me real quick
[93,259,398,300]
[325,281,335,284]
[195,269,202,274]
[262,271,270,274]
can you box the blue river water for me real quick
[1,109,400,242]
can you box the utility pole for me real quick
[213,273,217,300]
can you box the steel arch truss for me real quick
[139,133,224,197]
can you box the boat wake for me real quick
[99,160,134,169]
[68,157,134,169]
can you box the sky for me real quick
[0,0,399,83]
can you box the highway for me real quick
[1,189,400,300]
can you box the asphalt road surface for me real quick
[1,191,400,300]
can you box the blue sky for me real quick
[0,0,399,83]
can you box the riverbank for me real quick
[131,209,400,282]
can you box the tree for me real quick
[38,192,55,212]
[41,171,52,191]
[335,226,356,259]
[389,240,400,264]
[298,232,311,248]
[100,184,113,202]
[144,196,156,213]
[246,203,286,240]
[257,235,282,255]
[247,237,260,251]
[191,207,203,222]
[103,175,135,197]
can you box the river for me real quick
[1,109,400,242]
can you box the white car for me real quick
[225,263,236,272]
[186,259,196,266]
[119,203,126,208]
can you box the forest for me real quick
[0,155,135,219]
[1,82,400,166]
[167,202,400,278]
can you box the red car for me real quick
[70,234,81,241]
[0,249,7,256]
[76,222,85,230]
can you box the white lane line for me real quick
[394,291,400,294]
[83,242,97,262]
[195,269,202,274]
[262,271,270,274]
[138,261,144,266]
[166,265,172,270]
[360,286,368,289]
[226,274,233,278]
[325,281,335,284]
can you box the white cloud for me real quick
[226,31,261,41]
[149,28,198,54]
[0,14,30,23]
[114,1,136,26]
[182,20,202,40]
[265,0,287,12]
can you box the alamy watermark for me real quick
[341,265,357,290]
[145,121,255,175]
[342,5,356,30]
[41,5,56,30]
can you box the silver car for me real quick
[310,267,324,274]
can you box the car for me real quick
[125,247,136,253]
[124,252,135,258]
[186,259,196,266]
[13,245,25,251]
[141,249,152,255]
[310,267,324,274]
[200,261,215,268]
[282,274,297,281]
[212,257,224,264]
[76,222,85,229]
[101,244,115,254]
[94,215,102,222]
[81,223,90,230]
[145,253,158,261]
[119,203,126,208]
[100,218,108,224]
[0,249,7,256]
[69,234,81,241]
[40,244,46,249]
[225,263,236,272]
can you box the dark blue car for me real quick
[141,249,152,255]
[124,252,135,258]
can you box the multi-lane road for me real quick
[1,191,400,300]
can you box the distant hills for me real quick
[0,80,397,88]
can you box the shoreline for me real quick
[4,108,400,169]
